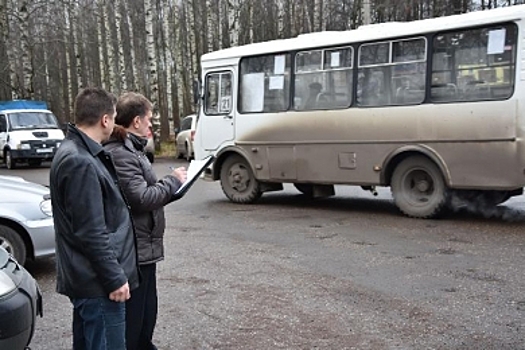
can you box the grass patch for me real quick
[157,141,176,158]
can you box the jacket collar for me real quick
[128,132,147,151]
[66,123,105,157]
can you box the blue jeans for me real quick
[71,297,126,350]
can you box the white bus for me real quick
[194,5,525,218]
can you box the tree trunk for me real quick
[145,0,160,144]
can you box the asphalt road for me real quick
[2,159,525,349]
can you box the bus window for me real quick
[239,54,291,113]
[431,24,517,102]
[294,47,353,111]
[358,38,426,106]
[205,72,233,115]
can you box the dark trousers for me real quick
[126,263,158,350]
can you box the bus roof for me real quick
[202,4,525,65]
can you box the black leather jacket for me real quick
[104,131,182,265]
[50,124,139,298]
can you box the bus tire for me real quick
[391,156,448,219]
[220,155,262,203]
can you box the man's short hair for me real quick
[74,87,117,127]
[116,92,153,128]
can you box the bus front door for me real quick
[200,70,235,151]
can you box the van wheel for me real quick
[0,225,27,265]
[220,155,261,203]
[5,150,16,169]
[391,156,448,218]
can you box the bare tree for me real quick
[145,0,160,142]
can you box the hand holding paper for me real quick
[171,156,215,200]
[170,166,187,183]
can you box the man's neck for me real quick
[77,125,104,144]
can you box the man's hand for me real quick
[171,167,187,183]
[109,282,130,302]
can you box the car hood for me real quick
[0,175,49,201]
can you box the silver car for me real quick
[0,175,55,265]
[0,245,42,349]
[175,114,196,161]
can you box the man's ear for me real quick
[101,114,111,128]
[133,116,141,129]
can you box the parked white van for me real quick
[0,100,64,169]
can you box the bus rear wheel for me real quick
[391,156,448,218]
[220,155,262,203]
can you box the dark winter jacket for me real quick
[50,124,139,298]
[104,127,182,265]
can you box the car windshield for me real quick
[9,112,59,130]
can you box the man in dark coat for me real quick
[50,87,139,350]
[104,92,187,350]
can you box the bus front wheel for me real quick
[220,155,262,203]
[391,156,448,219]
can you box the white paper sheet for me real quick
[173,156,214,198]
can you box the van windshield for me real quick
[9,112,59,130]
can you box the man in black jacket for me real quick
[50,87,139,350]
[104,92,186,350]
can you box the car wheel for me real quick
[220,155,262,203]
[391,156,449,219]
[5,150,16,169]
[0,225,27,265]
